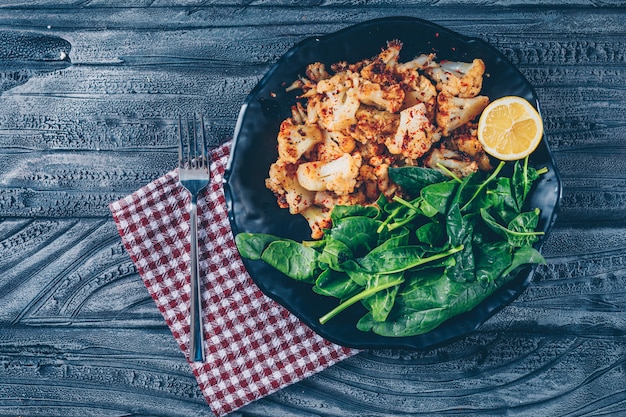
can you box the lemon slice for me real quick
[477,96,544,161]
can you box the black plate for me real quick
[224,16,562,349]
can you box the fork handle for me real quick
[189,197,206,362]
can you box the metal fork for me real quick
[178,114,209,363]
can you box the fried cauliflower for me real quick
[315,72,361,132]
[266,40,494,238]
[425,58,486,98]
[423,147,479,178]
[444,123,492,171]
[357,80,405,113]
[277,118,324,163]
[300,206,333,240]
[436,92,489,136]
[266,160,315,214]
[386,103,441,160]
[296,153,361,195]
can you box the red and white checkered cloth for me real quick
[109,142,359,416]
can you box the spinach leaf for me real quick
[507,208,542,247]
[344,262,372,287]
[234,232,282,260]
[446,174,473,247]
[488,177,520,223]
[318,238,353,271]
[362,272,403,322]
[480,208,543,248]
[381,196,438,232]
[501,246,546,278]
[358,245,464,275]
[361,270,513,337]
[313,269,361,300]
[260,240,321,283]
[330,216,381,257]
[461,161,505,213]
[342,228,409,286]
[419,198,440,218]
[389,166,448,196]
[331,204,379,223]
[415,221,446,248]
[474,240,513,282]
[445,216,476,283]
[512,157,540,212]
[421,180,457,214]
[319,275,405,325]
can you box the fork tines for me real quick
[178,114,208,171]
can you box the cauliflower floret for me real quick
[290,102,308,125]
[395,53,436,73]
[400,73,437,118]
[445,123,492,171]
[357,80,405,113]
[315,72,361,132]
[386,103,441,160]
[266,160,315,214]
[436,92,489,136]
[296,153,361,195]
[288,100,319,126]
[311,130,354,163]
[327,130,356,153]
[351,105,400,144]
[276,118,324,163]
[359,159,397,201]
[373,163,396,198]
[360,40,402,85]
[285,76,316,95]
[425,58,486,98]
[423,147,479,178]
[377,39,403,66]
[306,62,331,82]
[359,164,379,200]
[300,206,333,240]
[313,189,367,210]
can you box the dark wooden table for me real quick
[1,2,625,416]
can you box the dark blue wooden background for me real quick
[1,2,625,416]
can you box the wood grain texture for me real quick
[1,2,625,416]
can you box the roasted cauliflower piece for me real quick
[425,58,486,98]
[400,73,437,118]
[313,189,367,210]
[277,118,324,163]
[266,160,315,214]
[300,205,332,240]
[306,62,331,82]
[315,72,361,132]
[360,40,402,85]
[311,130,354,163]
[395,53,436,73]
[386,103,441,160]
[423,147,479,178]
[296,153,361,195]
[445,123,492,171]
[357,80,405,113]
[436,92,489,136]
[352,105,400,144]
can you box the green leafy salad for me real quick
[235,157,548,337]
